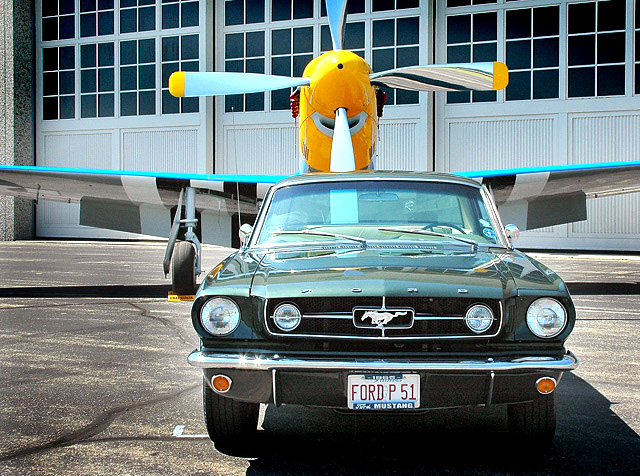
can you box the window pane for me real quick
[271,89,290,110]
[272,29,291,55]
[473,13,496,42]
[98,68,114,91]
[182,60,198,72]
[569,3,595,34]
[225,0,243,26]
[506,40,530,70]
[181,1,199,27]
[225,60,243,73]
[81,44,96,68]
[99,0,114,10]
[182,96,198,113]
[320,25,332,51]
[533,69,558,99]
[225,33,244,59]
[163,4,179,29]
[43,72,58,96]
[397,17,419,46]
[372,48,394,73]
[396,89,418,105]
[293,54,312,77]
[60,47,75,70]
[139,91,155,115]
[182,34,199,60]
[59,16,74,39]
[98,93,114,117]
[139,6,155,31]
[448,45,470,63]
[272,56,290,76]
[635,64,640,94]
[373,0,394,11]
[81,94,97,118]
[121,66,137,90]
[162,62,178,85]
[373,19,394,47]
[120,9,136,33]
[163,90,180,114]
[506,9,530,40]
[139,39,155,63]
[397,0,419,7]
[43,48,58,71]
[568,35,595,66]
[597,0,625,32]
[81,13,97,37]
[447,15,471,44]
[293,0,313,19]
[43,97,58,120]
[568,67,595,97]
[597,32,625,64]
[533,38,558,68]
[447,91,470,104]
[272,0,291,21]
[345,22,366,50]
[60,96,75,119]
[42,18,58,41]
[139,64,155,89]
[98,11,114,35]
[81,69,96,93]
[473,43,496,62]
[597,65,624,96]
[397,47,418,68]
[246,58,264,74]
[81,0,96,14]
[98,43,114,66]
[246,0,265,24]
[163,36,179,61]
[42,2,58,17]
[246,92,264,111]
[533,6,558,37]
[473,90,495,102]
[448,0,471,6]
[225,94,243,112]
[293,27,313,54]
[506,71,530,100]
[246,31,265,57]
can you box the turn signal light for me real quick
[536,377,556,395]
[212,375,232,393]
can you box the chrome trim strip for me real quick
[487,370,495,406]
[265,301,504,340]
[189,350,579,372]
[272,369,278,405]
[300,313,469,321]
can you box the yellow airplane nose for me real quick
[306,50,373,118]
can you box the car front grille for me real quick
[265,296,503,339]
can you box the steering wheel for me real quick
[421,223,467,234]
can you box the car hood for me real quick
[249,247,511,300]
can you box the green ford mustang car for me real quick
[188,171,578,448]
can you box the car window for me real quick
[255,180,499,245]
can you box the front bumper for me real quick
[188,350,578,408]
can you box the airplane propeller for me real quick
[169,0,509,172]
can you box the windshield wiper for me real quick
[269,229,367,247]
[377,227,478,252]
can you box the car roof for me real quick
[272,170,482,190]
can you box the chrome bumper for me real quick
[188,350,578,372]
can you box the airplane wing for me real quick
[460,161,640,230]
[0,165,286,247]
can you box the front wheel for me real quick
[203,379,259,449]
[171,241,196,295]
[507,393,556,446]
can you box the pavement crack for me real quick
[0,383,199,462]
[128,302,196,347]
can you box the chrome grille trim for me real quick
[264,299,504,340]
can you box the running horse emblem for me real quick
[361,310,408,327]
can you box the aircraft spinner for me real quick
[169,0,509,173]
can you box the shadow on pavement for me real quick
[566,282,640,295]
[0,284,172,298]
[214,373,639,476]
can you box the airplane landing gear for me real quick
[163,187,202,295]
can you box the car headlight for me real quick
[526,298,567,338]
[273,303,302,331]
[200,297,241,336]
[465,304,494,333]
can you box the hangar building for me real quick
[1,0,639,250]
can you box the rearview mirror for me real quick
[505,224,520,246]
[239,223,253,247]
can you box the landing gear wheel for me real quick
[507,393,556,447]
[203,379,259,450]
[171,241,196,295]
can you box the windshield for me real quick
[254,180,502,248]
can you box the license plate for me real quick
[347,374,420,410]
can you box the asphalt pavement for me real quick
[0,241,639,476]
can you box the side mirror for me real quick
[505,224,520,246]
[239,223,253,247]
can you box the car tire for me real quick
[172,241,196,295]
[203,378,259,448]
[507,393,556,445]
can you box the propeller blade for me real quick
[326,0,348,50]
[330,108,356,172]
[370,62,509,92]
[169,72,310,97]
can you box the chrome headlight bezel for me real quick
[273,303,302,332]
[465,304,495,334]
[526,298,567,339]
[200,297,241,336]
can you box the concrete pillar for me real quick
[0,0,34,241]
